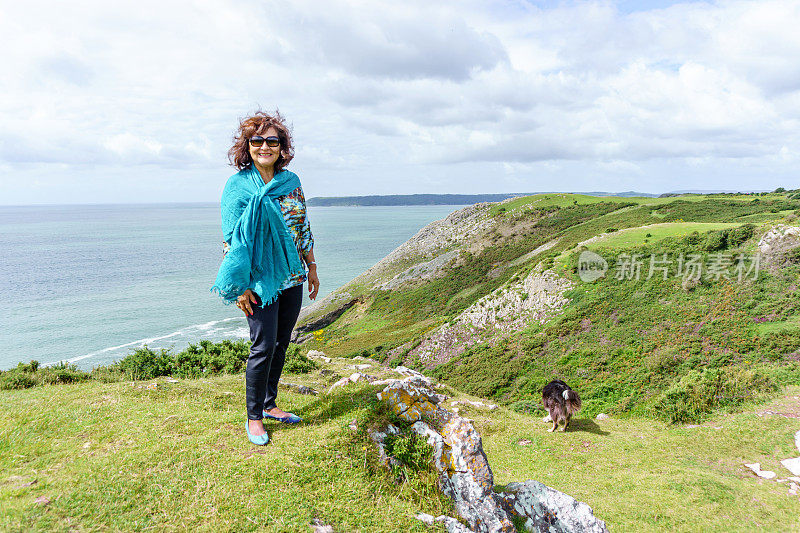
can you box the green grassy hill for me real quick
[296,190,800,422]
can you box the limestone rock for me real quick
[451,399,499,411]
[496,480,608,533]
[328,376,351,393]
[380,249,460,290]
[411,416,514,532]
[369,424,401,469]
[279,381,318,395]
[373,371,607,533]
[328,373,377,393]
[310,518,335,533]
[758,224,800,268]
[409,269,573,366]
[376,380,450,425]
[414,513,472,533]
[307,350,332,363]
[746,463,777,479]
[794,430,800,453]
[781,457,800,476]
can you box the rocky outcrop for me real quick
[379,249,460,290]
[408,268,573,367]
[372,368,608,533]
[758,225,800,268]
[496,481,609,533]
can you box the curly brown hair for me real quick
[228,110,294,171]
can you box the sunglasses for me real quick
[249,136,280,148]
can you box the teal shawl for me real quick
[211,166,306,307]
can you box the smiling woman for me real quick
[212,110,319,446]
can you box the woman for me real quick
[211,110,320,446]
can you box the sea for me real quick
[0,203,463,371]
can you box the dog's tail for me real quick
[562,389,582,415]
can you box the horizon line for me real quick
[0,189,776,208]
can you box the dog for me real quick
[542,380,581,432]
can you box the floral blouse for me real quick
[223,186,314,290]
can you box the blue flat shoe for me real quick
[245,420,269,445]
[263,411,303,424]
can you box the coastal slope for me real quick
[296,191,800,421]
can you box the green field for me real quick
[586,222,744,249]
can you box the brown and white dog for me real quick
[542,380,581,432]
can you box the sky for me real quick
[1,0,798,205]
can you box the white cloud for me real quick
[1,0,799,204]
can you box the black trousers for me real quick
[245,284,303,420]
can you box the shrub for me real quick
[118,346,175,380]
[703,231,727,251]
[654,367,776,423]
[0,360,90,389]
[727,224,755,247]
[39,362,91,385]
[0,371,36,390]
[283,344,318,374]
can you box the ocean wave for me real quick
[61,317,248,366]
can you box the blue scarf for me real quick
[211,165,305,307]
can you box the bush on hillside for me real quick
[0,370,36,390]
[283,344,318,374]
[118,346,175,380]
[654,366,776,423]
[702,224,755,251]
[0,360,90,390]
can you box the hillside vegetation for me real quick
[296,190,800,423]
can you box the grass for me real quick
[0,365,449,532]
[480,386,800,532]
[4,372,800,532]
[586,222,743,249]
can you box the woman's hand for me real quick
[237,289,259,316]
[307,266,320,300]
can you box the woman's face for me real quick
[248,126,281,170]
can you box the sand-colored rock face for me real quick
[409,268,573,366]
[758,225,800,268]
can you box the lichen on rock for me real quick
[374,369,608,533]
